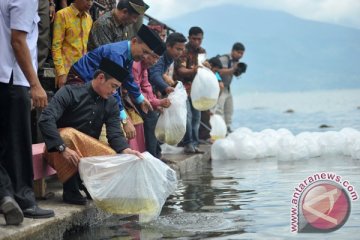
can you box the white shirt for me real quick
[0,0,40,87]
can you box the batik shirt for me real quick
[87,10,129,51]
[174,43,206,94]
[52,4,92,77]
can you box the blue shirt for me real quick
[148,51,173,93]
[0,0,39,87]
[73,41,144,119]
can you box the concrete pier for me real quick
[0,146,211,240]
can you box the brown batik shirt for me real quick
[173,43,206,94]
[87,10,130,51]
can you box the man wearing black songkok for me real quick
[39,58,142,205]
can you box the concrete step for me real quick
[0,145,211,240]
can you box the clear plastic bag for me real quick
[155,81,187,145]
[79,152,177,223]
[190,67,220,111]
[209,114,227,140]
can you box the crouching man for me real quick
[39,58,142,205]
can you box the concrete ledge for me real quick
[0,145,211,240]
[0,193,110,240]
[164,145,211,179]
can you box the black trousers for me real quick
[0,80,36,209]
[140,109,161,159]
[37,0,50,70]
[63,173,82,192]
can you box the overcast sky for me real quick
[145,0,360,30]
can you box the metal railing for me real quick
[144,14,176,33]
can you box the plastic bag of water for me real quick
[210,114,227,140]
[79,152,177,222]
[191,67,220,111]
[155,82,187,145]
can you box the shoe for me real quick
[0,196,23,225]
[227,126,233,134]
[79,183,92,200]
[198,139,212,145]
[63,190,88,205]
[183,144,196,154]
[22,205,55,219]
[194,146,204,154]
[207,138,215,144]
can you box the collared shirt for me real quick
[87,10,129,51]
[52,4,92,77]
[0,0,39,86]
[38,83,129,153]
[219,54,237,88]
[148,51,173,93]
[174,43,206,93]
[72,40,144,119]
[133,61,161,109]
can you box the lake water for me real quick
[232,89,360,134]
[66,89,360,239]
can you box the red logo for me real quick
[299,181,351,232]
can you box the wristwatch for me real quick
[56,144,66,153]
[121,118,128,125]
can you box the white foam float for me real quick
[211,127,360,161]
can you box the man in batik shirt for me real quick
[87,0,149,51]
[52,0,93,88]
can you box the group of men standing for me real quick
[0,0,245,226]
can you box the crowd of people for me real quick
[0,0,246,225]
